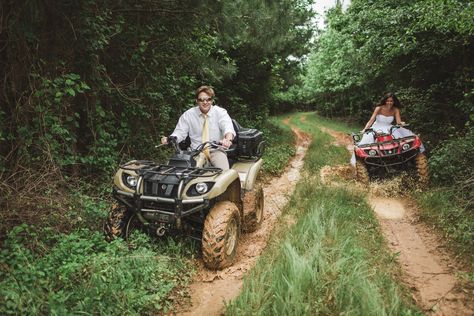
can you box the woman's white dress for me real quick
[350,114,424,166]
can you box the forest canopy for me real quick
[297,0,474,195]
[0,0,473,234]
[0,0,314,178]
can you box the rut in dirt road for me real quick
[176,117,311,316]
[320,126,474,316]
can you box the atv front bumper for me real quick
[113,187,209,226]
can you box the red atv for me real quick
[352,125,429,186]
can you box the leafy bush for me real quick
[429,126,474,186]
[261,119,295,175]
[0,225,192,315]
[418,189,474,264]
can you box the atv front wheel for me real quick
[415,153,429,187]
[103,204,131,241]
[243,185,264,233]
[202,201,241,270]
[355,160,370,184]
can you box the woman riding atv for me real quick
[351,92,425,166]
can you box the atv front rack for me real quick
[120,160,222,178]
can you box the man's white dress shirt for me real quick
[170,105,236,149]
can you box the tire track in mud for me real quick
[320,127,474,316]
[176,117,311,316]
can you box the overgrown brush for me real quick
[261,118,296,175]
[0,225,193,315]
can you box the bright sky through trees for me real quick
[312,0,350,29]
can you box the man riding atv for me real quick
[104,86,265,270]
[160,85,235,170]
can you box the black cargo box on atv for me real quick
[232,120,264,159]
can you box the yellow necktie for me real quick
[201,114,210,159]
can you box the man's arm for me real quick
[170,112,190,143]
[217,108,236,148]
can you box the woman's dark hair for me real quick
[379,92,402,108]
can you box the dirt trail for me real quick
[321,127,474,315]
[177,117,311,316]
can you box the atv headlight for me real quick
[368,149,377,156]
[352,134,361,142]
[187,182,215,196]
[127,175,138,187]
[122,172,138,189]
[402,143,411,151]
[195,182,208,194]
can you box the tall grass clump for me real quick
[228,183,419,315]
[417,189,474,265]
[226,112,420,315]
[262,117,296,175]
[418,127,474,265]
[0,225,192,315]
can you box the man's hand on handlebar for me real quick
[220,138,232,149]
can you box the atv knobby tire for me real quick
[243,185,264,233]
[202,201,241,270]
[104,204,131,241]
[355,160,370,184]
[415,153,429,187]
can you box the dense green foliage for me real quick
[298,0,473,222]
[0,0,312,174]
[261,117,296,175]
[0,225,193,315]
[227,113,420,315]
[0,0,313,234]
[418,188,474,263]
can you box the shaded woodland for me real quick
[0,0,472,250]
[0,1,473,314]
[300,0,473,198]
[0,0,313,233]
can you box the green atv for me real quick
[104,120,265,269]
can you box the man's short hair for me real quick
[195,86,215,99]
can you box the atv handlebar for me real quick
[162,137,228,156]
[352,124,410,144]
[361,124,409,135]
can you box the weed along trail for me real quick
[176,117,311,316]
[320,126,474,316]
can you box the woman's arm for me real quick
[362,107,380,131]
[394,108,404,125]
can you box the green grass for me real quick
[0,215,193,316]
[417,189,474,268]
[261,116,296,176]
[226,112,420,315]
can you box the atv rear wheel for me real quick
[243,185,264,233]
[355,160,370,184]
[202,201,241,270]
[415,153,429,187]
[104,204,131,241]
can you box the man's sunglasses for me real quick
[197,97,213,103]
